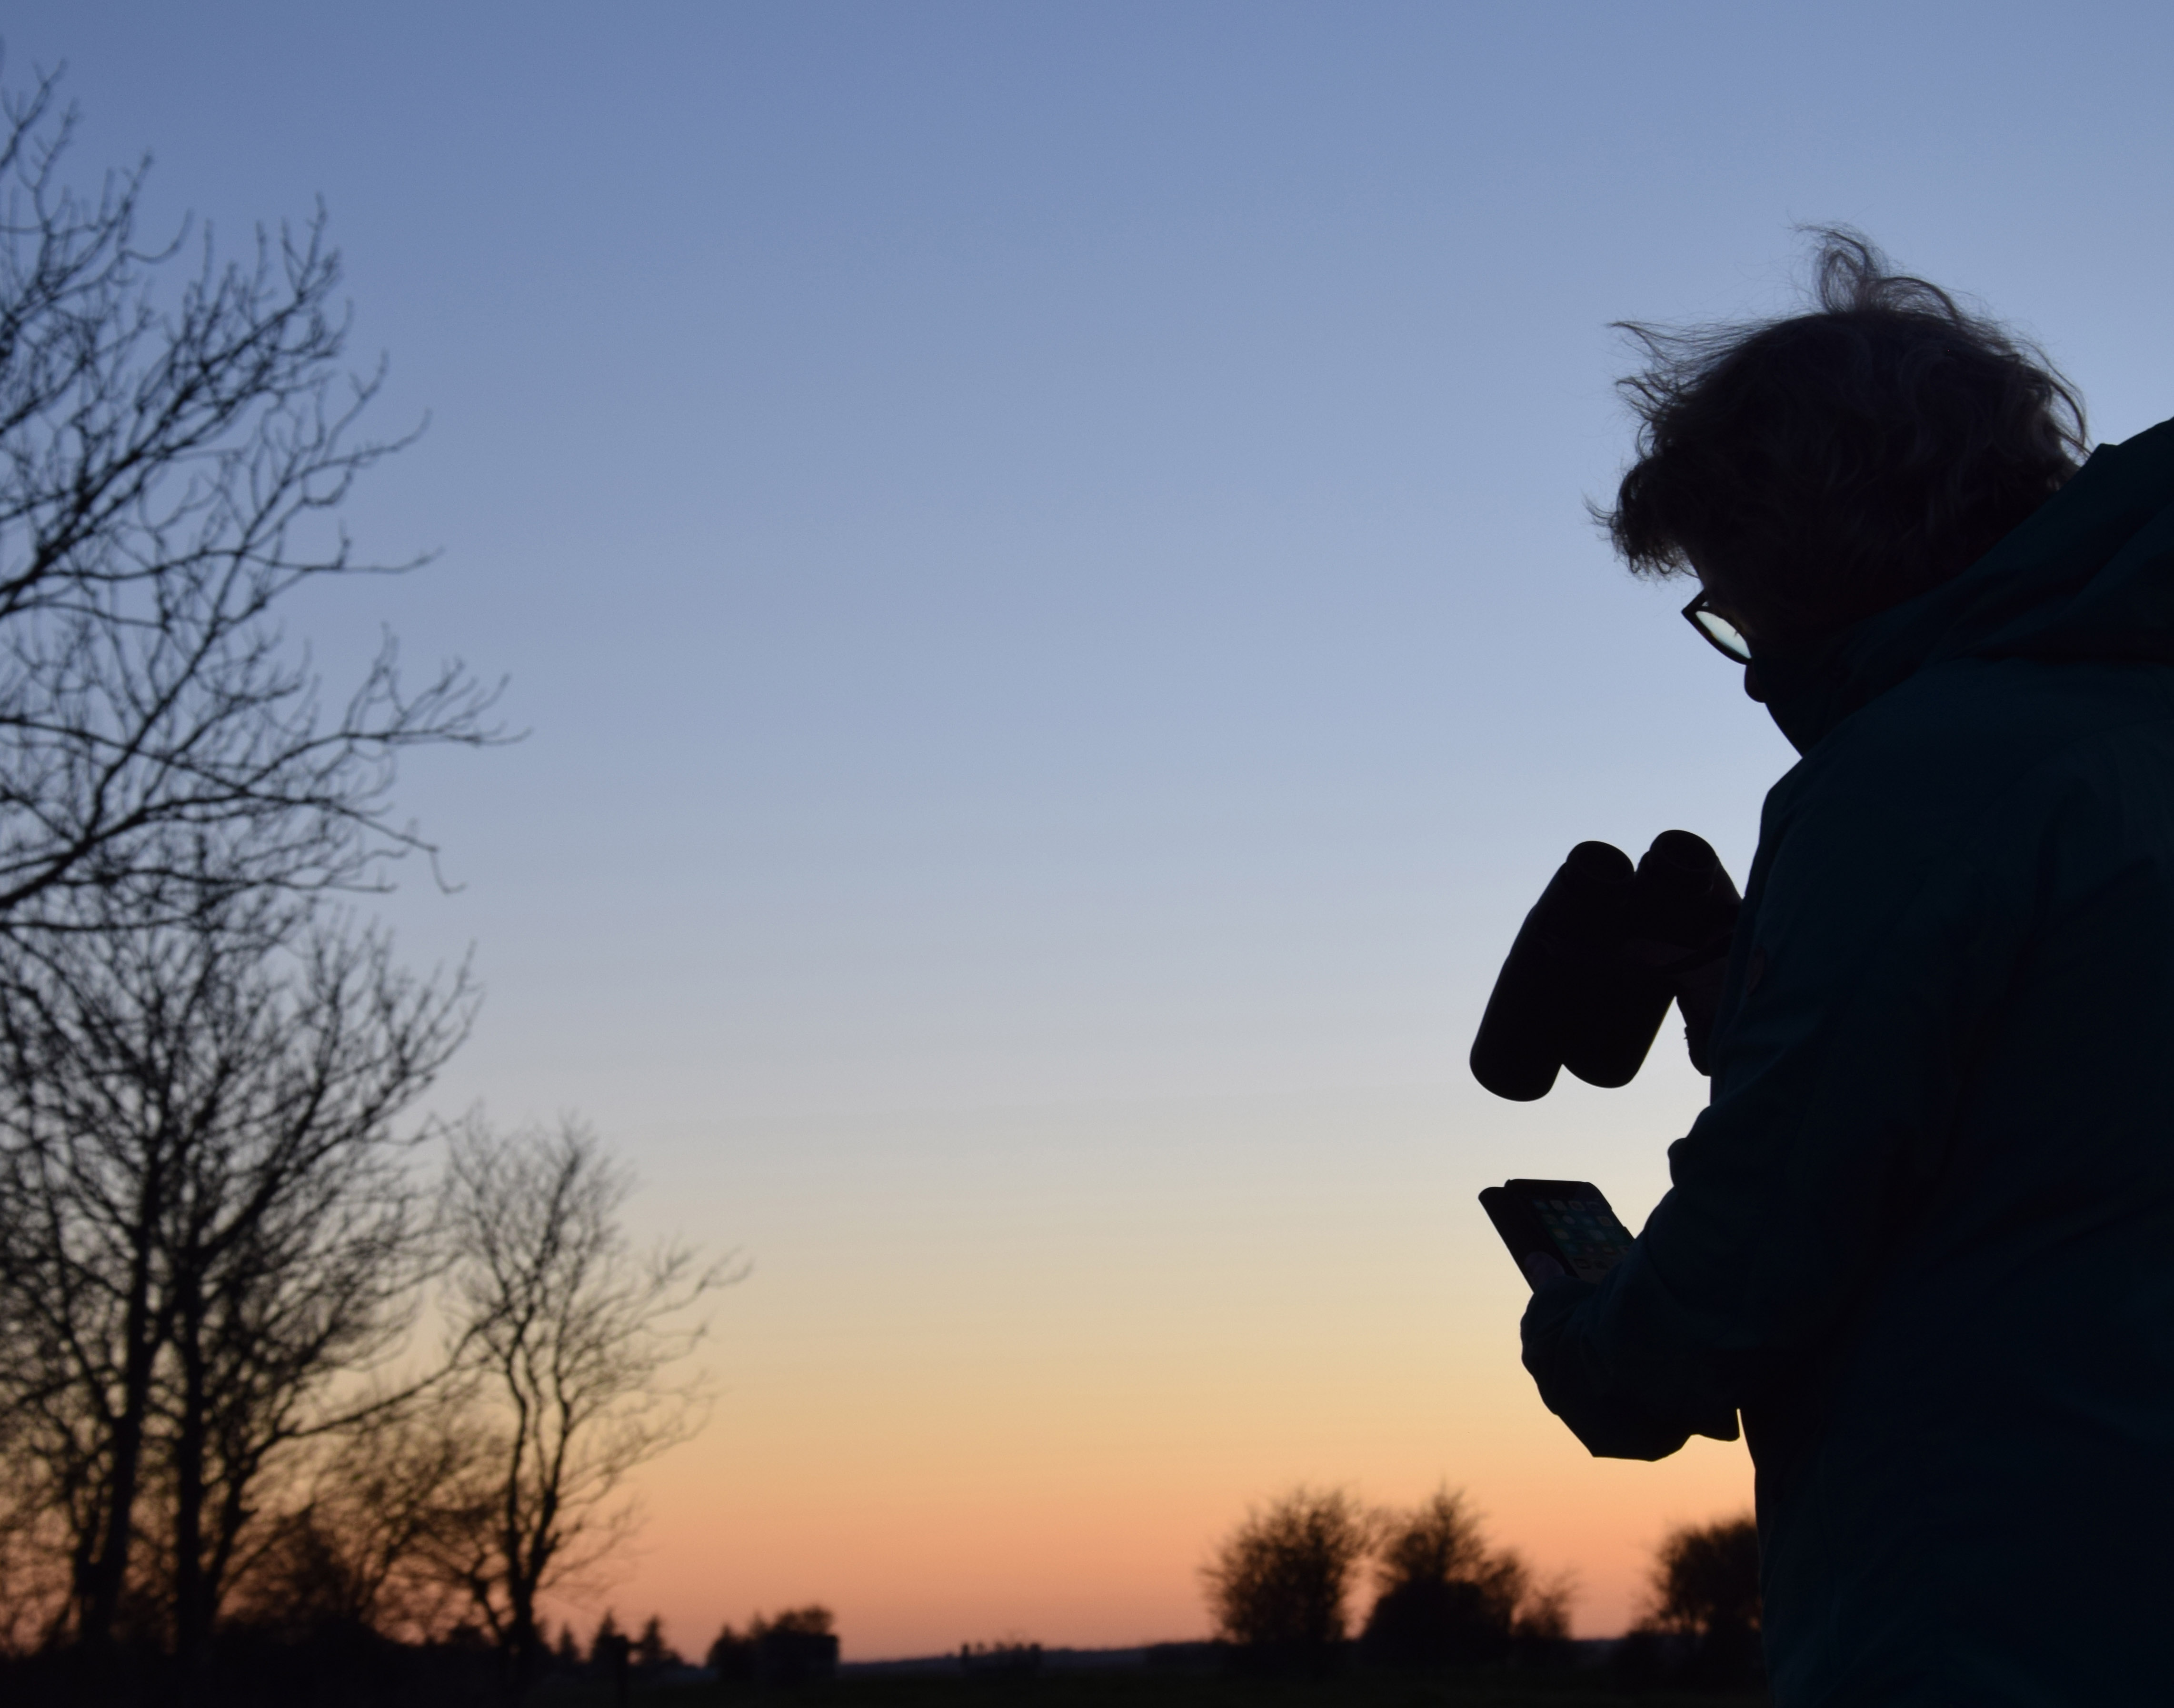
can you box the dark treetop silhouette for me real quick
[1518,235,2174,1704]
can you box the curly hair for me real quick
[1599,230,2089,648]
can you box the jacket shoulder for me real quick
[1763,658,2174,870]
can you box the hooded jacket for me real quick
[1522,416,2174,1706]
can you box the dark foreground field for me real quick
[4,1643,1767,1708]
[535,1668,1765,1708]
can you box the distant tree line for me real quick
[503,1604,839,1698]
[1202,1485,1760,1689]
[0,64,733,1708]
[1200,1485,1570,1676]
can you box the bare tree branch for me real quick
[0,63,505,934]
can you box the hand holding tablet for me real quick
[1478,1179,1635,1288]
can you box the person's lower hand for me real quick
[1522,1251,1566,1288]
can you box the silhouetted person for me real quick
[1519,232,2174,1704]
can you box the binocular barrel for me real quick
[1469,830,1740,1102]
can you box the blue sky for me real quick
[9,0,2171,1650]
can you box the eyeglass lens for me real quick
[1692,606,1752,662]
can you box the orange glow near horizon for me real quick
[585,1396,1752,1661]
[544,1077,1755,1662]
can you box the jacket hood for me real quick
[1756,415,2174,754]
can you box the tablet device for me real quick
[1478,1179,1635,1288]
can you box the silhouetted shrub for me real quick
[1202,1486,1373,1675]
[959,1640,1041,1674]
[1359,1488,1574,1671]
[633,1614,681,1676]
[750,1607,839,1684]
[1626,1513,1763,1690]
[706,1622,756,1681]
[589,1611,633,1696]
[1511,1572,1575,1668]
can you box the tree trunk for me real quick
[75,1185,165,1651]
[501,1508,547,1708]
[504,1603,539,1708]
[170,1281,212,1678]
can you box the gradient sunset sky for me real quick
[12,0,2173,1659]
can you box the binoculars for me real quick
[1470,830,1740,1101]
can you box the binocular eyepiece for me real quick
[1470,830,1740,1101]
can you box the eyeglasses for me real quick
[1682,591,1753,664]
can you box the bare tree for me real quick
[1201,1485,1376,1665]
[0,65,499,936]
[0,885,473,1659]
[434,1117,738,1706]
[0,58,504,1681]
